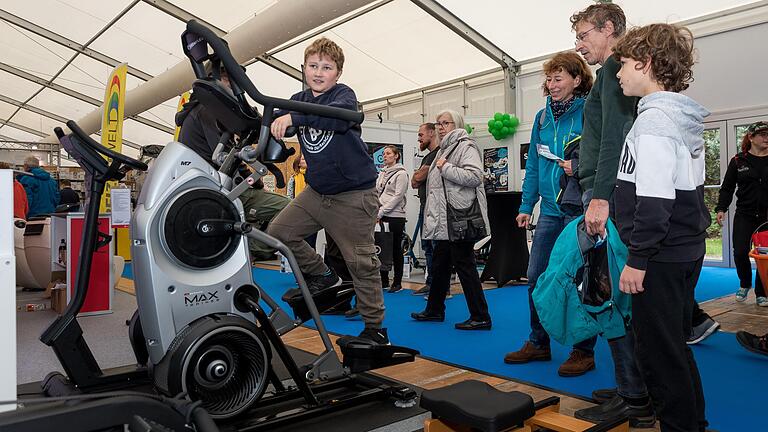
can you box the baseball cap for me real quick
[747,121,768,135]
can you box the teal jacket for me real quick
[520,96,584,217]
[532,216,632,345]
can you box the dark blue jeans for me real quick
[583,189,648,399]
[528,213,597,354]
[418,204,434,286]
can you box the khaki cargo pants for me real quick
[267,186,384,328]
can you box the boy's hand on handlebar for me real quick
[271,114,293,140]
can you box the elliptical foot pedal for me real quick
[336,337,418,373]
[282,282,355,322]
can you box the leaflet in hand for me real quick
[536,144,563,161]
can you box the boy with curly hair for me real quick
[613,23,710,431]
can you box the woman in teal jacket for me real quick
[503,52,597,377]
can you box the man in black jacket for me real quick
[58,179,80,211]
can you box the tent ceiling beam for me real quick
[0,8,153,81]
[266,0,395,57]
[0,121,47,137]
[142,0,303,81]
[0,94,67,123]
[410,0,516,70]
[0,63,174,135]
[37,0,376,143]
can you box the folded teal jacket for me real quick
[532,216,632,345]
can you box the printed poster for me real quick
[483,147,508,191]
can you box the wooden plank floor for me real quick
[117,266,768,432]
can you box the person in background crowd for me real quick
[58,179,81,211]
[0,161,28,219]
[569,3,653,426]
[18,156,59,218]
[412,123,440,296]
[410,109,491,330]
[287,153,318,249]
[377,145,409,293]
[715,121,768,307]
[287,153,308,199]
[503,51,597,377]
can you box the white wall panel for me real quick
[388,99,423,124]
[466,80,505,118]
[424,86,463,123]
[685,22,768,114]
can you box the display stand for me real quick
[480,191,528,287]
[64,213,113,316]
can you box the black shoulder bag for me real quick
[440,142,487,242]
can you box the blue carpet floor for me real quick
[123,264,762,430]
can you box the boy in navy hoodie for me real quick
[268,37,387,345]
[613,24,710,431]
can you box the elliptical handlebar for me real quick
[183,20,364,125]
[64,120,148,172]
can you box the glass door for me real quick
[704,121,728,266]
[715,114,768,268]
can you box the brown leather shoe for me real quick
[503,341,551,364]
[558,350,595,377]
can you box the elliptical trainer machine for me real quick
[6,19,417,430]
[130,20,418,421]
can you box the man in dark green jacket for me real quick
[569,3,653,427]
[574,5,638,238]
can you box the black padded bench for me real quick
[419,379,630,432]
[420,380,535,432]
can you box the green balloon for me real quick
[509,116,520,128]
[494,112,503,121]
[494,120,503,130]
[501,126,510,135]
[502,119,511,127]
[502,113,511,121]
[487,119,494,128]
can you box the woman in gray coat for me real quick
[411,110,491,330]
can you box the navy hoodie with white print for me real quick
[615,91,711,270]
[281,84,376,195]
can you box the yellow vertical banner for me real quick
[174,91,191,141]
[99,63,128,213]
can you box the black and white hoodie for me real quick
[615,91,711,270]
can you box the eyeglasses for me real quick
[574,27,597,44]
[435,121,455,128]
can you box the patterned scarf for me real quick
[550,95,582,121]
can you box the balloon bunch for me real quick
[487,112,519,141]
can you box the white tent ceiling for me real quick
[0,0,760,156]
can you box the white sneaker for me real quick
[736,287,751,302]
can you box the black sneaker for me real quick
[388,283,403,293]
[736,331,768,356]
[357,327,390,345]
[687,316,720,345]
[413,285,430,295]
[305,269,342,294]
